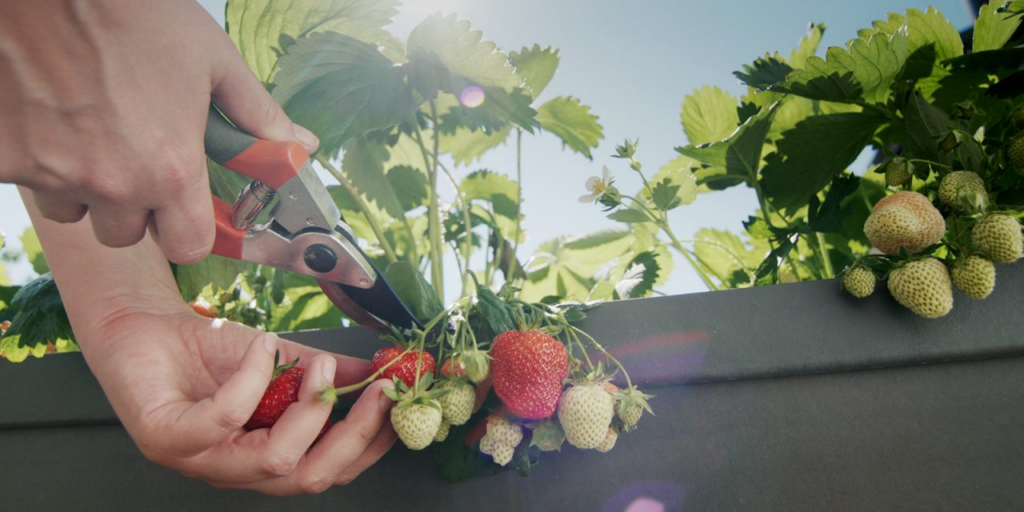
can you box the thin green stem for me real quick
[572,325,632,388]
[815,232,835,278]
[511,128,524,264]
[315,154,398,263]
[412,117,445,300]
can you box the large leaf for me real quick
[974,2,1023,52]
[760,111,886,211]
[680,86,740,145]
[437,87,538,134]
[19,228,47,275]
[789,23,826,68]
[535,96,603,159]
[903,90,953,163]
[509,45,560,99]
[645,159,697,208]
[460,170,520,219]
[860,8,962,81]
[691,229,767,288]
[439,125,511,165]
[268,285,344,332]
[406,13,521,91]
[176,255,249,300]
[1,274,74,355]
[342,137,404,218]
[273,32,418,157]
[384,261,443,323]
[676,104,777,184]
[387,165,429,212]
[226,0,402,82]
[782,28,909,104]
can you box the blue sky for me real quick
[0,0,973,295]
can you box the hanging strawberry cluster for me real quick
[321,284,654,480]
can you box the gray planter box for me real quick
[3,264,1023,511]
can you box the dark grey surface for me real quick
[2,264,1023,510]
[3,358,1024,511]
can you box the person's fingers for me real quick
[274,340,373,388]
[333,417,397,485]
[210,50,319,154]
[150,165,215,264]
[87,204,151,248]
[163,332,277,456]
[32,190,87,223]
[254,355,337,478]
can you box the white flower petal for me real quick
[602,165,611,181]
[579,193,599,203]
[585,176,602,192]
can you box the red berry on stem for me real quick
[490,330,568,420]
[370,347,436,387]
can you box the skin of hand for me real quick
[21,188,396,495]
[0,0,318,264]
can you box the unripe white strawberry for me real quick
[938,171,988,213]
[434,419,451,442]
[528,420,565,452]
[864,192,945,255]
[437,380,475,426]
[885,160,911,187]
[972,214,1023,263]
[479,416,523,466]
[595,427,618,453]
[842,266,876,299]
[951,255,996,300]
[1009,134,1024,168]
[391,400,443,451]
[887,258,954,319]
[558,383,615,449]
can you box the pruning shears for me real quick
[204,106,420,333]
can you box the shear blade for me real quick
[317,275,422,332]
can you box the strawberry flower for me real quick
[579,166,614,203]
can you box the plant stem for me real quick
[413,113,445,301]
[511,128,524,266]
[620,194,719,291]
[815,232,835,278]
[315,154,398,263]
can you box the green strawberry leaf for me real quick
[903,90,953,164]
[733,55,793,92]
[460,170,520,219]
[535,96,603,159]
[808,174,861,233]
[615,251,661,299]
[680,86,741,146]
[607,209,651,224]
[781,28,909,104]
[645,161,697,208]
[226,0,404,83]
[676,103,777,185]
[974,2,1023,53]
[387,165,430,212]
[508,45,560,99]
[760,111,886,211]
[19,228,47,275]
[273,32,418,157]
[384,261,443,324]
[858,8,961,81]
[788,23,827,69]
[406,13,522,91]
[475,283,515,334]
[267,285,344,332]
[439,125,511,166]
[1,273,74,356]
[176,255,250,300]
[691,229,767,288]
[342,136,405,218]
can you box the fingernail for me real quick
[379,383,395,412]
[322,357,336,382]
[264,334,276,354]
[293,124,319,150]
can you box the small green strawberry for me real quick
[1008,134,1024,168]
[885,159,911,188]
[1012,107,1024,125]
[596,427,618,453]
[558,382,616,449]
[938,171,988,213]
[864,192,946,255]
[972,214,1023,263]
[887,258,954,319]
[437,379,475,426]
[528,419,565,452]
[479,416,523,466]
[940,132,958,152]
[434,419,451,443]
[841,266,876,299]
[951,255,996,300]
[614,385,654,431]
[463,349,491,384]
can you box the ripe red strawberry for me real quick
[245,356,329,440]
[370,347,436,387]
[189,299,219,319]
[490,330,569,420]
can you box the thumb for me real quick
[210,51,319,154]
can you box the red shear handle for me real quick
[212,196,244,259]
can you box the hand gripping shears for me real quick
[204,106,420,333]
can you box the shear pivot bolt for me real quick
[303,244,337,273]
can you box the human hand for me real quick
[82,303,396,495]
[0,0,318,263]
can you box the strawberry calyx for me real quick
[271,350,300,379]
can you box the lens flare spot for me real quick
[625,498,666,512]
[459,85,486,108]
